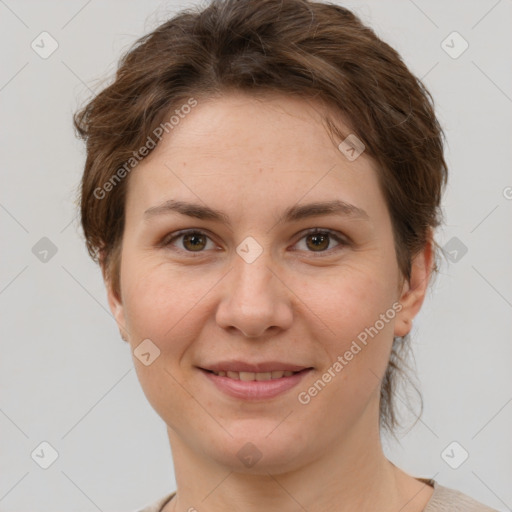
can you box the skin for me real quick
[104,92,435,512]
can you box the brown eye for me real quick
[305,232,330,251]
[163,230,215,253]
[182,232,208,251]
[294,229,346,254]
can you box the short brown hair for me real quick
[74,0,448,433]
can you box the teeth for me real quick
[255,372,272,381]
[212,370,300,380]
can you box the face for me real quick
[105,92,430,473]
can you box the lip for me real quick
[198,365,313,400]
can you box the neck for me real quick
[163,402,431,512]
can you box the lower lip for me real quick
[200,368,312,400]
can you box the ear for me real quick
[100,251,129,343]
[394,234,434,338]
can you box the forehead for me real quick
[149,92,351,164]
[125,92,384,219]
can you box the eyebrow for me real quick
[143,199,369,227]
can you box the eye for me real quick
[293,228,346,254]
[161,228,347,256]
[163,230,216,253]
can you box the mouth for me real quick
[198,363,313,400]
[204,369,303,380]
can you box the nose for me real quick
[215,248,293,338]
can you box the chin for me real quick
[202,422,314,474]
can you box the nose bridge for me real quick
[215,241,292,337]
[235,249,274,299]
[232,233,276,296]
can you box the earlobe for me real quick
[394,237,434,338]
[106,281,129,342]
[101,257,129,343]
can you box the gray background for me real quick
[0,0,511,510]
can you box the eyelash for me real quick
[160,228,348,257]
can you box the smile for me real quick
[208,370,298,380]
[199,366,313,400]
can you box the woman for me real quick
[73,0,497,510]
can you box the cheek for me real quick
[306,262,398,342]
[121,259,215,344]
[119,260,214,424]
[285,267,399,445]
[299,263,398,393]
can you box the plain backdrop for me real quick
[0,0,511,511]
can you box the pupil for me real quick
[308,233,329,251]
[184,233,205,251]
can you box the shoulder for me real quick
[133,483,499,512]
[424,480,498,512]
[134,491,176,512]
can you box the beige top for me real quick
[136,478,498,511]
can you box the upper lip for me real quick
[200,361,311,373]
